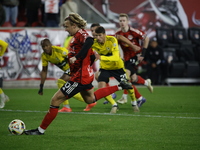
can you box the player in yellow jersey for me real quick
[0,40,10,108]
[92,26,139,112]
[39,38,96,112]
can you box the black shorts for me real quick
[124,56,138,76]
[60,81,93,99]
[98,68,127,83]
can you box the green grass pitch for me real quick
[0,86,200,150]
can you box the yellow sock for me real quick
[63,99,69,105]
[0,88,3,94]
[105,95,117,106]
[127,89,136,102]
[57,79,70,105]
[73,93,84,102]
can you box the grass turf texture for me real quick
[0,86,200,150]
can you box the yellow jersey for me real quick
[0,40,8,57]
[92,35,124,70]
[41,46,69,71]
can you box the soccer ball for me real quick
[8,119,26,135]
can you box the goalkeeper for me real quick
[38,38,96,112]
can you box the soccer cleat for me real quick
[132,105,140,112]
[103,100,109,104]
[137,97,146,107]
[24,128,44,135]
[117,97,127,104]
[0,94,10,108]
[111,93,117,99]
[119,80,133,89]
[83,102,97,111]
[146,79,153,93]
[58,107,72,112]
[110,105,119,113]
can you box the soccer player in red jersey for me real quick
[24,13,133,135]
[116,13,153,106]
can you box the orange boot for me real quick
[83,102,97,111]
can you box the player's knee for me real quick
[51,92,66,106]
[131,74,137,82]
[84,97,95,104]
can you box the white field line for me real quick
[1,109,200,120]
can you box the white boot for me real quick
[117,94,128,104]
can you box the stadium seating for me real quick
[156,27,200,84]
[163,47,185,78]
[188,27,200,62]
[188,27,200,45]
[156,28,173,48]
[185,61,200,78]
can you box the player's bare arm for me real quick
[116,34,140,52]
[142,36,150,49]
[138,36,150,63]
[38,66,48,95]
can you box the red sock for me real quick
[132,85,141,99]
[123,89,128,94]
[40,106,59,130]
[136,75,145,85]
[94,85,119,100]
[106,83,110,87]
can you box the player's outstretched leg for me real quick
[136,76,153,93]
[24,105,59,135]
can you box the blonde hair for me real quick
[64,13,87,29]
[119,13,129,20]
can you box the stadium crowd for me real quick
[0,0,78,27]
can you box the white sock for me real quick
[118,86,122,90]
[144,80,148,86]
[131,101,137,106]
[137,96,143,101]
[112,103,118,107]
[0,93,5,98]
[64,105,70,108]
[38,126,45,133]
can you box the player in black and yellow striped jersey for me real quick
[92,26,139,113]
[39,38,96,112]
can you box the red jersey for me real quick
[68,29,94,84]
[116,27,146,61]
